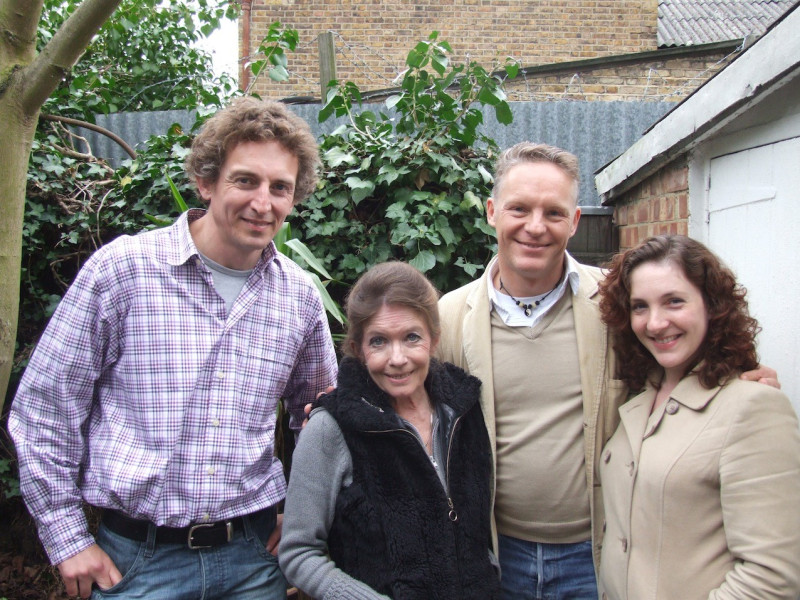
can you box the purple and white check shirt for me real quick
[9,209,338,565]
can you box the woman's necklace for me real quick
[424,411,439,468]
[499,277,555,317]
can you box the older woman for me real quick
[280,261,499,599]
[597,235,800,600]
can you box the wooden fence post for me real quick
[318,31,336,102]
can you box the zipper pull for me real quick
[447,496,458,522]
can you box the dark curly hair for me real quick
[598,235,759,391]
[185,96,320,204]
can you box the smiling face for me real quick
[191,140,298,270]
[359,304,438,406]
[629,260,709,386]
[487,161,581,296]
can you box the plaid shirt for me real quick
[9,210,338,565]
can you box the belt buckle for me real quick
[187,521,234,550]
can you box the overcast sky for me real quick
[198,14,239,79]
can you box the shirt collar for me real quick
[167,208,277,273]
[486,252,581,327]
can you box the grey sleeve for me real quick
[280,409,390,600]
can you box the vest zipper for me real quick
[445,414,462,522]
[366,415,463,523]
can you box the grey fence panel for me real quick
[75,100,675,206]
[479,101,675,206]
[73,109,198,167]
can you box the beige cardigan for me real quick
[437,255,628,568]
[598,374,800,600]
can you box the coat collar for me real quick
[325,356,481,433]
[618,371,725,452]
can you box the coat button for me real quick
[665,400,679,415]
[621,537,628,552]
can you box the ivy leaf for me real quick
[324,147,356,168]
[461,190,485,213]
[345,177,375,204]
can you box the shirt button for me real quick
[207,466,216,475]
[202,513,210,522]
[214,371,225,379]
[665,400,680,415]
[211,418,220,427]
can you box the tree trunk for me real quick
[0,0,123,411]
[0,95,34,410]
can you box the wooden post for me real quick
[318,32,336,102]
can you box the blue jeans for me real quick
[498,534,597,600]
[90,509,286,599]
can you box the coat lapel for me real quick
[461,271,497,455]
[618,390,654,465]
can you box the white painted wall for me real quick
[690,103,800,414]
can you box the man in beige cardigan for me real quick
[436,142,777,600]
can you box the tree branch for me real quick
[0,0,43,66]
[40,113,137,159]
[21,0,123,113]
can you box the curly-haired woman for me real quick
[597,235,800,600]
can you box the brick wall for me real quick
[502,52,734,101]
[244,0,673,99]
[612,158,689,251]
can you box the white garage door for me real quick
[708,136,800,413]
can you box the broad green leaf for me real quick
[323,146,356,168]
[409,251,436,273]
[344,177,376,204]
[495,102,514,125]
[269,65,290,82]
[461,190,485,213]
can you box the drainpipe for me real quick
[240,0,252,91]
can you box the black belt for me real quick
[101,506,275,550]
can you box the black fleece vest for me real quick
[321,357,500,600]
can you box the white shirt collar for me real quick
[486,253,580,327]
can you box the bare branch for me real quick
[21,0,123,113]
[40,113,137,159]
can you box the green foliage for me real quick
[247,21,300,88]
[294,32,516,295]
[0,459,20,500]
[39,0,239,117]
[273,223,347,328]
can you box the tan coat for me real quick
[437,255,629,568]
[598,374,800,600]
